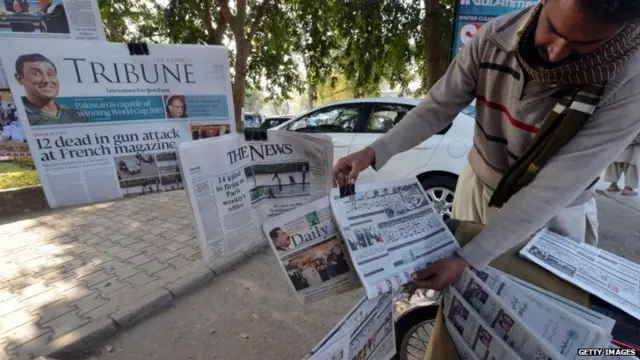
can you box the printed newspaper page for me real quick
[0,39,235,208]
[445,316,481,360]
[329,178,460,298]
[520,228,640,321]
[454,268,593,360]
[262,197,360,304]
[306,293,396,360]
[0,0,106,157]
[443,287,522,360]
[179,131,333,263]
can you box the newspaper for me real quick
[455,268,611,359]
[329,179,460,298]
[261,197,360,304]
[0,0,105,157]
[443,287,522,360]
[306,292,396,360]
[0,39,236,208]
[179,131,333,263]
[520,228,640,321]
[445,316,481,360]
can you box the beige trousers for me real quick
[451,163,599,245]
[604,162,639,189]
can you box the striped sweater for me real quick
[370,7,640,269]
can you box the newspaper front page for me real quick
[0,0,105,157]
[329,179,460,298]
[307,292,396,360]
[0,39,235,207]
[262,197,360,304]
[455,268,590,360]
[443,287,522,360]
[520,228,640,321]
[179,131,333,263]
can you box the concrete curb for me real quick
[595,189,640,212]
[39,242,270,359]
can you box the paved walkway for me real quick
[595,176,640,212]
[0,190,209,360]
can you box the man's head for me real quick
[534,0,640,63]
[15,54,59,105]
[269,227,291,250]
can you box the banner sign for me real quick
[452,0,539,57]
[0,38,235,208]
[0,0,106,158]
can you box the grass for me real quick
[0,162,40,190]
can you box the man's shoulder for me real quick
[602,50,640,105]
[57,103,88,121]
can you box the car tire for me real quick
[419,175,458,221]
[394,305,439,360]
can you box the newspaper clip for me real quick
[244,128,268,141]
[127,42,150,56]
[338,183,355,198]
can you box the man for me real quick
[333,0,640,290]
[15,54,87,126]
[269,227,293,253]
[605,133,640,195]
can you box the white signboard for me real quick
[0,38,235,207]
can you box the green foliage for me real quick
[10,156,35,170]
[0,162,40,190]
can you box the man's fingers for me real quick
[347,162,360,184]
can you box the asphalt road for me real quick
[86,194,640,360]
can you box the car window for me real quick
[289,106,360,133]
[364,104,413,133]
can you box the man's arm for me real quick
[368,24,487,170]
[457,92,640,270]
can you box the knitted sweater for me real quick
[369,7,640,269]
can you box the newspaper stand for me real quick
[422,220,640,360]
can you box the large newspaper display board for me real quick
[329,179,460,299]
[452,0,538,58]
[0,38,234,207]
[520,229,640,322]
[262,197,360,304]
[306,293,396,360]
[0,0,106,158]
[179,131,333,263]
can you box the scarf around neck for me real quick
[488,5,640,208]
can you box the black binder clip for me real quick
[128,43,149,56]
[244,128,268,141]
[338,183,355,198]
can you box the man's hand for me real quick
[332,147,375,186]
[411,256,469,290]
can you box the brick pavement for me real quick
[0,190,207,360]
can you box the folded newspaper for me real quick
[179,131,333,263]
[328,179,461,298]
[261,197,360,304]
[305,292,396,360]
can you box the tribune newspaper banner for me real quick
[0,0,105,158]
[0,38,234,207]
[452,0,538,58]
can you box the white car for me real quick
[270,97,475,220]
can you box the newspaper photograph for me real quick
[443,287,522,360]
[262,197,360,304]
[306,293,396,360]
[454,268,592,360]
[179,131,333,263]
[0,89,28,157]
[520,228,640,321]
[329,178,460,298]
[0,38,235,208]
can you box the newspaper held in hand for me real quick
[262,197,360,304]
[306,292,396,360]
[329,179,460,299]
[443,287,522,360]
[179,131,333,263]
[519,228,640,321]
[454,268,608,360]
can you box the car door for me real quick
[348,103,445,181]
[286,104,363,163]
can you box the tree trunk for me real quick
[306,84,314,110]
[423,0,447,91]
[233,38,250,131]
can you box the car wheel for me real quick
[419,175,457,221]
[395,306,438,360]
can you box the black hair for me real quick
[269,227,282,240]
[579,0,640,24]
[165,95,187,118]
[15,54,56,76]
